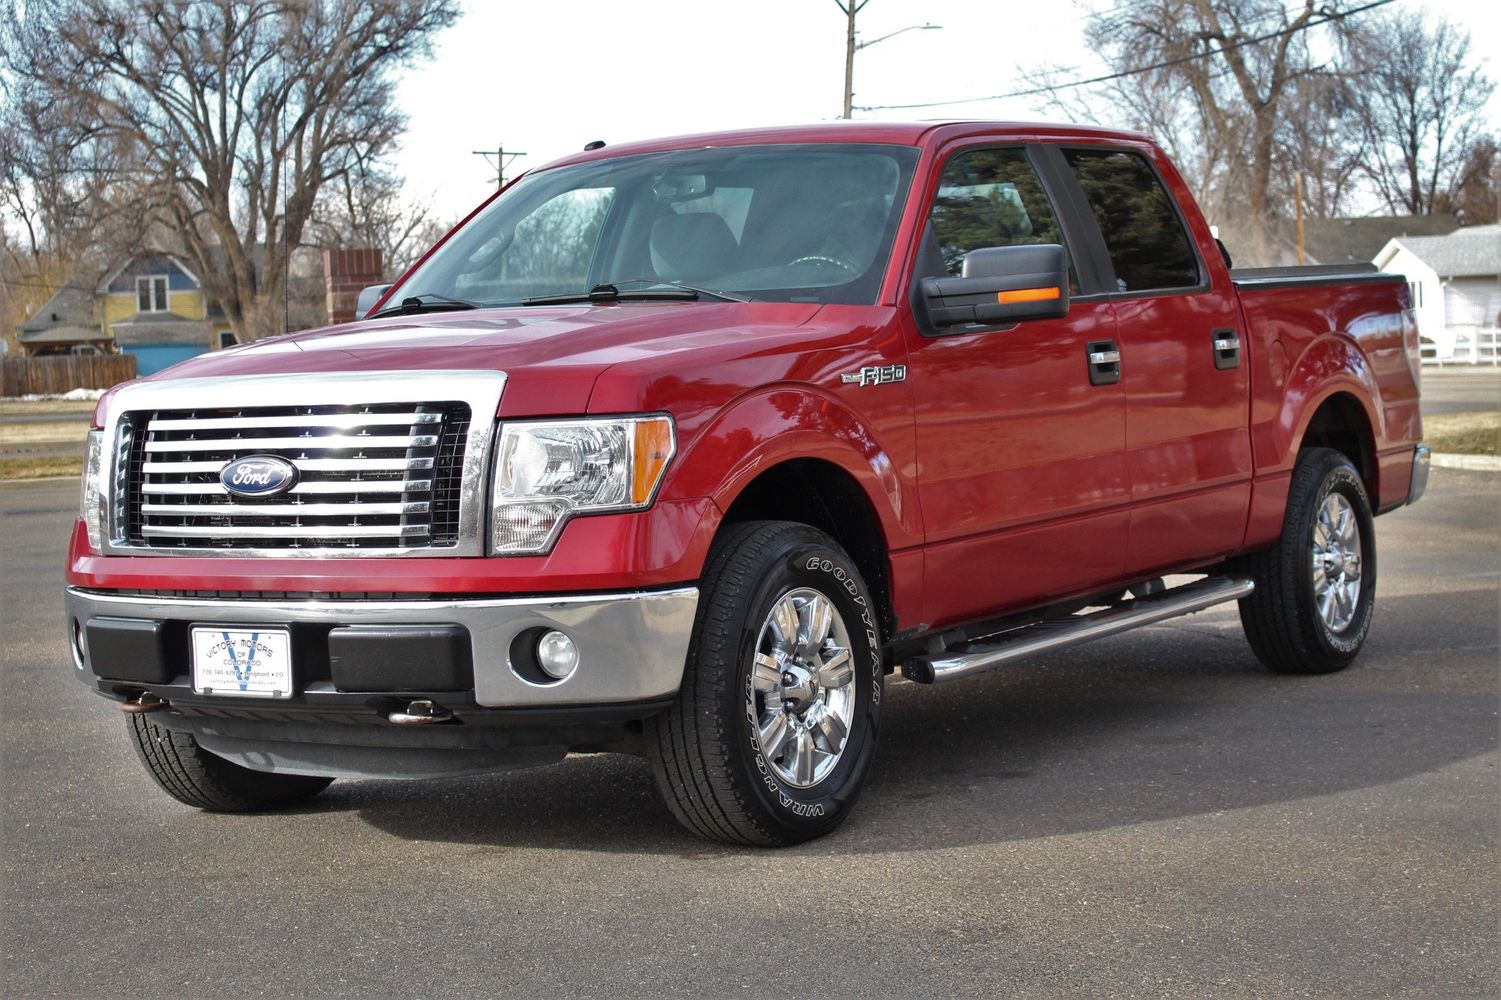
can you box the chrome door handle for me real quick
[1212,328,1241,370]
[1087,340,1121,386]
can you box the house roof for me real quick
[19,284,95,333]
[1383,224,1501,278]
[108,313,215,346]
[96,251,201,293]
[18,325,111,346]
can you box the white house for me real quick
[1373,224,1501,361]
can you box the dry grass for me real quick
[0,456,82,481]
[1424,411,1501,456]
[0,422,90,445]
[0,399,99,416]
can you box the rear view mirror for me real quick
[653,173,713,201]
[920,244,1069,328]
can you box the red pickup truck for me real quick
[66,121,1428,845]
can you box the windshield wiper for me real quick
[372,292,480,317]
[611,278,751,302]
[521,280,750,306]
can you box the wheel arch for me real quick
[717,457,897,643]
[1298,390,1378,498]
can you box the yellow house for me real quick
[98,253,235,375]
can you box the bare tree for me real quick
[1275,70,1367,220]
[1041,0,1358,262]
[307,163,451,278]
[3,0,458,341]
[1439,136,1499,225]
[1344,14,1494,217]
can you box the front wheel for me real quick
[1239,447,1377,674]
[648,521,883,846]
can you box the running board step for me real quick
[901,575,1255,685]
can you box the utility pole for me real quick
[837,2,940,119]
[840,0,865,120]
[1296,170,1305,266]
[472,144,527,190]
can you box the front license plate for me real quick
[191,627,293,699]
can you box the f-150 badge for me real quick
[841,364,907,387]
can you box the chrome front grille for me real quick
[122,403,471,550]
[98,370,507,558]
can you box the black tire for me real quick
[648,521,884,846]
[1239,447,1377,674]
[128,714,334,811]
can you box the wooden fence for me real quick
[2,354,138,397]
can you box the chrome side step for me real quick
[901,575,1255,685]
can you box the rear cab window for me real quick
[1062,149,1201,294]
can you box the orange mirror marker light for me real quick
[996,287,1061,305]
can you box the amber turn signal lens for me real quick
[632,417,675,505]
[996,286,1061,304]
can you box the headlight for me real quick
[80,430,106,552]
[489,415,676,554]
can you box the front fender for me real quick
[667,384,922,552]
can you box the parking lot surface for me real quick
[2,468,1496,998]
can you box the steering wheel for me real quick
[789,254,859,275]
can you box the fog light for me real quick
[536,630,579,680]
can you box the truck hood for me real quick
[141,301,823,415]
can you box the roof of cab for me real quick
[538,120,1154,173]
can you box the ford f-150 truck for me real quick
[66,121,1428,845]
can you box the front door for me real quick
[901,145,1128,628]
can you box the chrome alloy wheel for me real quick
[749,587,857,788]
[1312,492,1363,633]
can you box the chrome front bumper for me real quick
[64,585,697,709]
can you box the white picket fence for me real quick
[1424,328,1501,367]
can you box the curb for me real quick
[1431,452,1501,472]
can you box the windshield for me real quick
[397,143,921,307]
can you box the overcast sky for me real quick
[394,0,1501,222]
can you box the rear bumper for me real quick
[1408,443,1431,505]
[65,585,696,709]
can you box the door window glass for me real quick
[1063,149,1200,292]
[925,148,1070,279]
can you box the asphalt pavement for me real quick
[1420,367,1501,415]
[2,471,1497,998]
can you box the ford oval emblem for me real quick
[219,455,298,498]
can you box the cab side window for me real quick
[1063,149,1200,293]
[924,148,1071,280]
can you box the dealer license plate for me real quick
[190,627,293,699]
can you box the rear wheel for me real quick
[128,714,334,811]
[648,521,883,846]
[1239,447,1377,674]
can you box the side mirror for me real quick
[355,284,393,319]
[920,244,1069,328]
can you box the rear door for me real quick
[901,144,1128,627]
[1051,146,1252,575]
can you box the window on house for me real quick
[136,276,169,312]
[218,331,237,349]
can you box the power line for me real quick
[856,0,1397,112]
